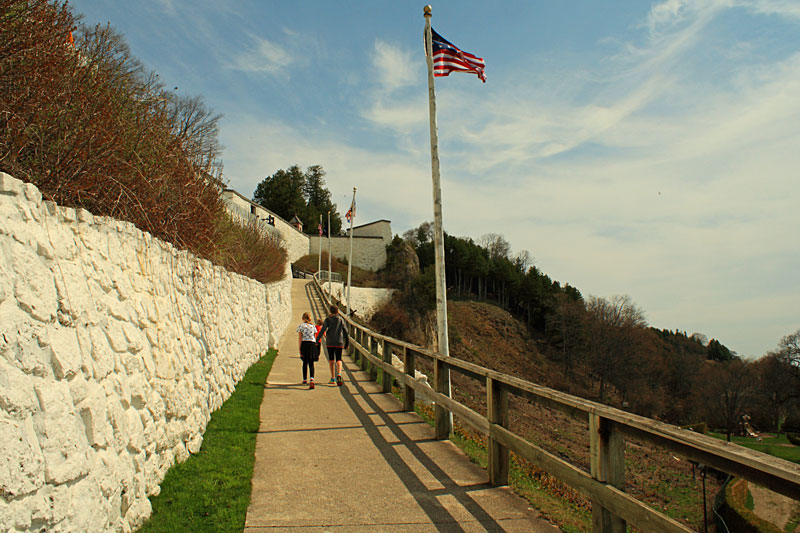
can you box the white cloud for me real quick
[647,0,691,33]
[371,40,418,92]
[743,0,800,18]
[361,97,428,134]
[229,35,294,75]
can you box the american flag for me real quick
[428,28,486,83]
[345,199,356,223]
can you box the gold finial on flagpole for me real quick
[424,5,432,16]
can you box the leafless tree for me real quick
[403,221,434,248]
[752,354,798,431]
[514,249,532,272]
[777,329,800,368]
[546,293,587,384]
[479,232,510,260]
[164,93,224,179]
[697,359,755,441]
[583,295,647,402]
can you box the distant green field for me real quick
[708,432,800,464]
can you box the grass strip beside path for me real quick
[139,350,277,532]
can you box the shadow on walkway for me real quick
[337,366,504,532]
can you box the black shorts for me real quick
[326,346,343,362]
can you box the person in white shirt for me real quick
[296,312,317,389]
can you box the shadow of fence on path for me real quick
[337,366,509,532]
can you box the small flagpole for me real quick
[318,214,323,275]
[424,4,452,439]
[327,210,332,297]
[346,187,356,317]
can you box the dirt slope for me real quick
[443,300,721,531]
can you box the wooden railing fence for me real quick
[311,275,800,532]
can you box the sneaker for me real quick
[329,378,336,384]
[309,381,315,390]
[336,375,343,386]
[302,380,307,385]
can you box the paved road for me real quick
[245,279,558,532]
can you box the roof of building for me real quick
[349,219,392,231]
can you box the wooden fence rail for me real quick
[311,276,800,532]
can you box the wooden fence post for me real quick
[353,329,360,366]
[403,347,415,412]
[347,327,355,362]
[487,376,509,486]
[361,335,369,371]
[370,336,379,381]
[590,413,626,533]
[434,357,452,440]
[382,339,392,393]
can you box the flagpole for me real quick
[327,211,332,296]
[424,4,452,440]
[346,187,356,317]
[318,214,322,275]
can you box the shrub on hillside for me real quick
[370,299,411,341]
[210,215,287,283]
[0,0,285,283]
[787,432,800,446]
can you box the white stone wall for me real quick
[221,189,309,264]
[308,236,387,271]
[0,174,291,532]
[323,283,396,322]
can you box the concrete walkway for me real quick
[245,279,558,532]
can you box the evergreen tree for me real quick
[252,165,342,234]
[707,339,735,362]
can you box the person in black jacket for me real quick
[317,305,349,386]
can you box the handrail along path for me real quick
[312,274,800,533]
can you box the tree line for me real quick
[396,223,800,438]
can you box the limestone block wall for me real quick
[308,236,387,271]
[0,174,291,532]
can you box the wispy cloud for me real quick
[229,34,295,75]
[370,40,418,92]
[743,0,800,18]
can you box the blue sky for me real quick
[70,0,800,359]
